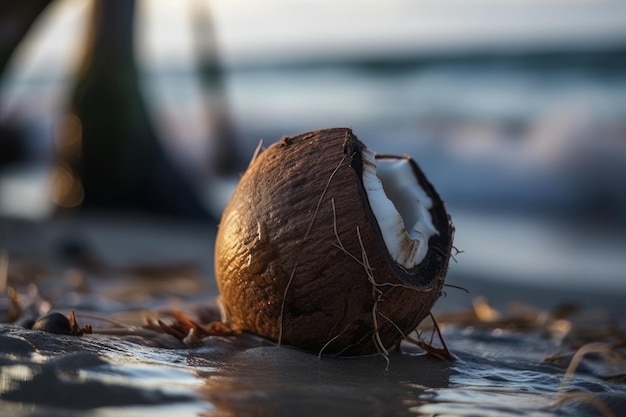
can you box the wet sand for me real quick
[1,214,624,416]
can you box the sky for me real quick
[5,0,626,81]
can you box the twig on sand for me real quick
[557,341,626,393]
[405,313,454,361]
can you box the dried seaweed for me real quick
[68,310,92,336]
[151,309,238,346]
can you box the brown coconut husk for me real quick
[215,128,454,356]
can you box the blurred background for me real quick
[1,0,625,293]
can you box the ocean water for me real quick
[3,48,626,292]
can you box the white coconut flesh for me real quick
[361,148,439,270]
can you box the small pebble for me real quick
[31,312,72,335]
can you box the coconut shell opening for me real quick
[360,149,439,271]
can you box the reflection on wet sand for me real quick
[197,344,451,417]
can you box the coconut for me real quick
[215,128,454,356]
